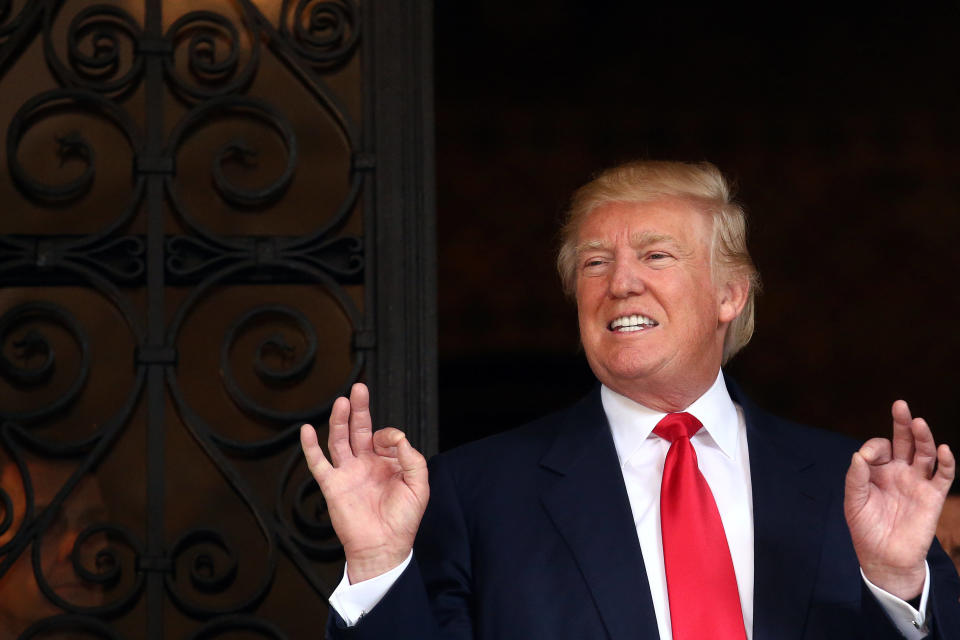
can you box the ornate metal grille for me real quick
[0,1,435,637]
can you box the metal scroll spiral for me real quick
[165,96,298,244]
[164,8,260,102]
[280,0,359,70]
[221,306,318,418]
[215,298,361,436]
[276,452,343,563]
[6,88,143,210]
[0,258,146,453]
[44,4,144,97]
[166,528,242,617]
[0,302,90,425]
[32,521,145,617]
[165,260,363,450]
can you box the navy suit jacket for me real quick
[329,382,960,639]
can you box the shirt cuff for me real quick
[328,551,414,627]
[861,562,930,639]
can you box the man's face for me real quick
[574,198,745,403]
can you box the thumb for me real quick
[397,437,429,493]
[844,451,871,516]
[933,444,956,494]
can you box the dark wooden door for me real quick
[0,1,435,637]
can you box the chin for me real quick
[594,363,661,392]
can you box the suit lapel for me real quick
[539,389,659,640]
[736,390,829,640]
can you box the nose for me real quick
[608,255,645,298]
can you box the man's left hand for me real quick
[844,400,956,600]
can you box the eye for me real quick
[645,251,674,261]
[643,250,676,267]
[580,256,610,273]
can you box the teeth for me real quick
[610,314,657,330]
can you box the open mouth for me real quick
[608,314,658,333]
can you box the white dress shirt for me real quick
[602,373,754,640]
[330,371,930,638]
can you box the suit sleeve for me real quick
[858,538,960,640]
[924,537,960,639]
[325,454,475,640]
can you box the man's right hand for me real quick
[300,383,429,584]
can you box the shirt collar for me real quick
[602,370,741,467]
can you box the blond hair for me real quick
[557,160,761,363]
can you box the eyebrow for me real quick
[575,231,682,255]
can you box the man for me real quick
[301,160,960,639]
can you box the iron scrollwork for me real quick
[164,7,260,102]
[277,460,343,563]
[165,96,298,230]
[0,0,417,635]
[0,302,91,424]
[0,288,148,624]
[44,4,145,97]
[31,520,145,618]
[167,528,242,614]
[5,88,146,261]
[280,0,359,71]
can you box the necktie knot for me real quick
[653,411,702,442]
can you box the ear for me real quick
[717,272,750,325]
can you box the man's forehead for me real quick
[576,198,712,246]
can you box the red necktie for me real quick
[654,412,746,640]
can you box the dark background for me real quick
[433,3,960,460]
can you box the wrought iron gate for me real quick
[0,0,435,637]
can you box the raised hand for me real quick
[300,383,429,583]
[844,400,956,600]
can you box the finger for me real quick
[891,400,915,462]
[300,424,332,480]
[372,442,400,459]
[910,417,938,477]
[372,428,428,484]
[858,437,893,466]
[372,426,407,449]
[348,383,374,456]
[933,444,956,494]
[845,451,871,515]
[397,437,427,477]
[327,396,354,466]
